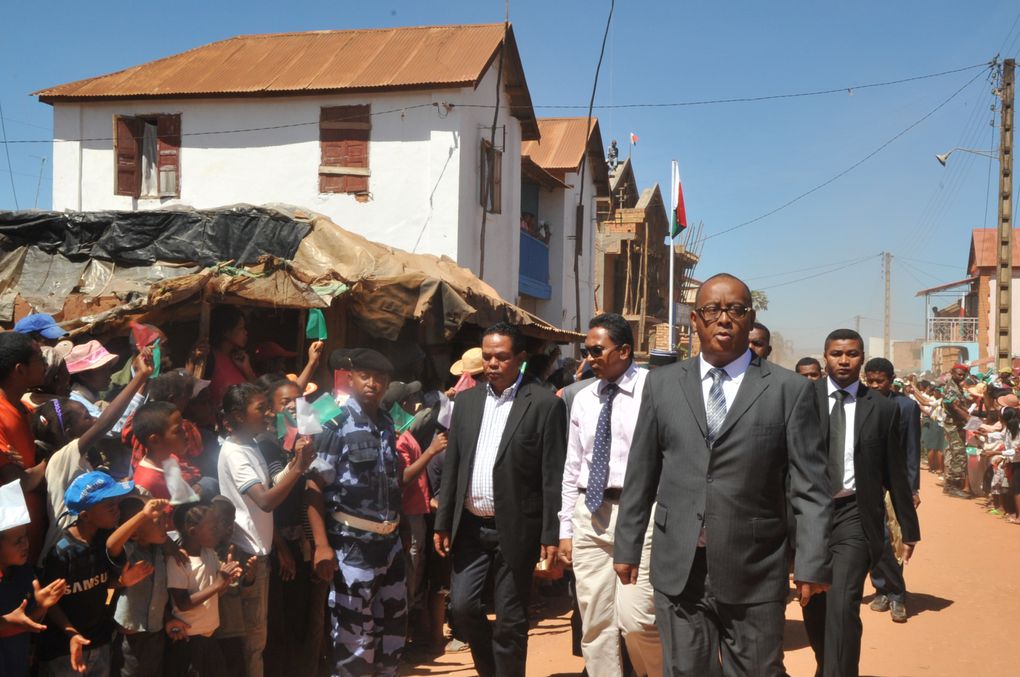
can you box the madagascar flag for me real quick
[670,160,688,239]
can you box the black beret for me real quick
[329,348,394,375]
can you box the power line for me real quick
[758,253,882,290]
[532,61,991,109]
[0,103,17,209]
[745,254,878,281]
[0,61,995,146]
[896,256,962,270]
[704,65,992,242]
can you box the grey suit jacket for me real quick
[614,354,832,605]
[815,381,920,563]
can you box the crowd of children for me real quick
[0,308,515,676]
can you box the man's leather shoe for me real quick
[869,594,890,612]
[890,600,907,623]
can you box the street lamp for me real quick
[935,147,998,166]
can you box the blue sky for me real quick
[2,1,1019,355]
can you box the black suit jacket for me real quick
[815,380,921,562]
[890,391,922,493]
[434,377,567,576]
[615,354,833,605]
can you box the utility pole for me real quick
[884,252,892,360]
[995,58,1015,372]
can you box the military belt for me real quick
[332,510,400,535]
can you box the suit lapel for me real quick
[494,382,532,465]
[715,357,769,441]
[854,386,875,447]
[679,359,708,438]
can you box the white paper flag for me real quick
[0,479,31,532]
[296,397,324,435]
[164,457,200,505]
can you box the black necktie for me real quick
[585,383,619,513]
[829,390,848,495]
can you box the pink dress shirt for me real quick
[559,363,647,539]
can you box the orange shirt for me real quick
[0,391,47,562]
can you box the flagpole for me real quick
[667,160,678,352]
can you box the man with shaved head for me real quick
[614,273,832,676]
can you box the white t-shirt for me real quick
[166,548,221,637]
[217,436,273,556]
[40,440,92,564]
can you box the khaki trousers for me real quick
[572,495,662,677]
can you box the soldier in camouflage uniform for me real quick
[940,365,970,498]
[313,348,407,676]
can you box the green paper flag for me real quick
[276,411,298,449]
[389,402,415,434]
[150,339,162,379]
[312,394,345,425]
[306,309,328,341]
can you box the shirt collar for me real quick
[827,377,861,399]
[600,362,639,396]
[699,349,752,382]
[487,372,524,402]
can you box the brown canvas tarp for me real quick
[0,204,579,343]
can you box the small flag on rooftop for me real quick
[629,132,639,146]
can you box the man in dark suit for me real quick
[433,323,566,677]
[803,330,920,676]
[863,357,922,623]
[614,273,833,676]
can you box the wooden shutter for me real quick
[114,116,143,197]
[156,114,181,197]
[479,140,502,214]
[320,105,370,194]
[491,146,502,214]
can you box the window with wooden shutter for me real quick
[114,113,181,198]
[156,114,181,198]
[319,105,371,195]
[480,140,502,214]
[114,116,143,197]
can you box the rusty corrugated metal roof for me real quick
[521,117,609,196]
[521,117,596,171]
[969,228,1020,272]
[34,24,539,139]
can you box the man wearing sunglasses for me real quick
[559,313,661,676]
[613,273,832,676]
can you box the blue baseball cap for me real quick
[13,314,68,340]
[64,471,134,517]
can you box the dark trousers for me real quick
[654,548,785,677]
[868,522,906,603]
[166,635,226,677]
[120,631,165,677]
[803,497,871,677]
[449,513,532,677]
[264,540,330,676]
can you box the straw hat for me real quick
[450,347,484,376]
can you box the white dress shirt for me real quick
[559,364,647,539]
[698,349,752,411]
[465,372,524,517]
[827,377,860,497]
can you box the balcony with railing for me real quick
[927,317,978,342]
[518,231,551,299]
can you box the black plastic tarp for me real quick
[0,205,309,266]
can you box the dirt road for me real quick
[404,470,1020,676]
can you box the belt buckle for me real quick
[381,520,397,535]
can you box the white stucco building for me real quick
[519,118,609,333]
[36,24,543,306]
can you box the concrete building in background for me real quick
[35,24,539,305]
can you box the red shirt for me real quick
[396,431,430,516]
[0,391,46,562]
[132,460,171,500]
[209,352,248,409]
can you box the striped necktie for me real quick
[706,367,728,444]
